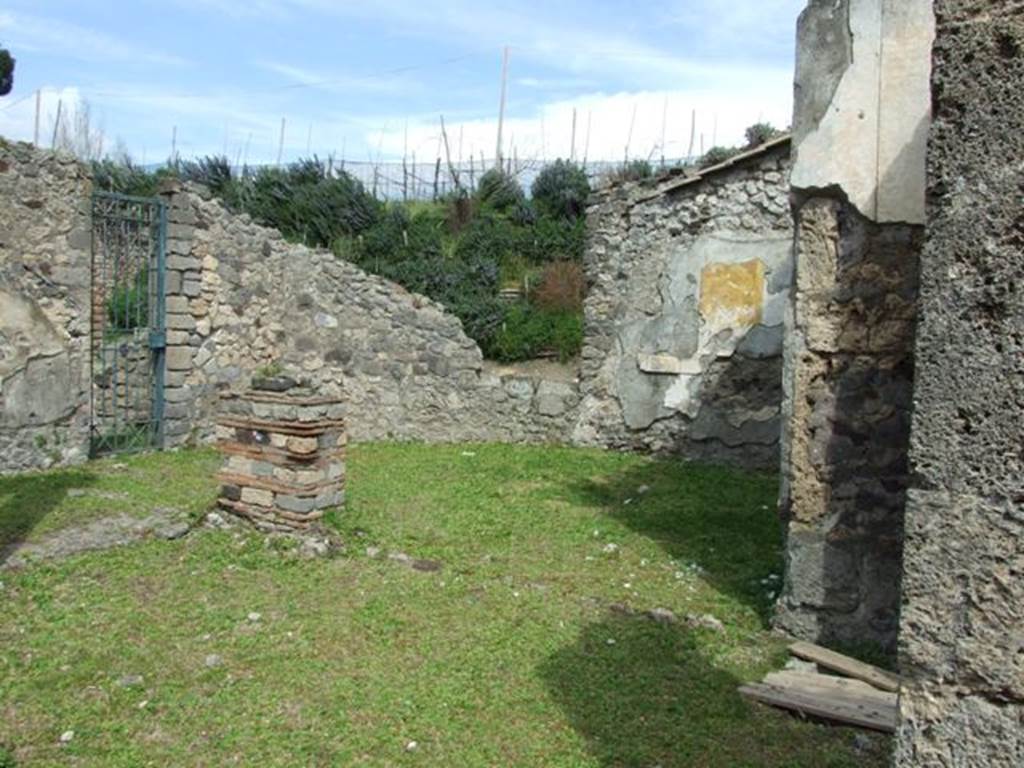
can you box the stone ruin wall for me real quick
[574,142,793,469]
[0,142,583,473]
[157,183,579,449]
[0,140,93,470]
[1,136,792,473]
[775,0,933,653]
[894,1,1024,763]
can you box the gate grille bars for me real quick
[89,192,167,456]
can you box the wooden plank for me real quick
[739,681,898,733]
[788,641,903,692]
[763,670,884,698]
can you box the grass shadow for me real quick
[0,467,98,565]
[539,613,889,768]
[566,458,783,625]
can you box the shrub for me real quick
[606,159,653,184]
[531,160,590,220]
[700,146,741,169]
[91,159,174,197]
[476,168,525,212]
[744,122,784,148]
[522,214,586,263]
[179,155,235,198]
[107,269,148,332]
[242,160,379,247]
[454,213,523,266]
[485,305,582,363]
[533,261,584,313]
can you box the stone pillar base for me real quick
[215,378,345,533]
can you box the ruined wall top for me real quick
[791,0,934,224]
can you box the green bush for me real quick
[531,160,590,220]
[107,269,148,332]
[91,159,176,197]
[241,160,379,247]
[179,155,235,198]
[485,305,582,363]
[700,146,741,169]
[607,159,653,184]
[744,122,784,148]
[476,168,525,212]
[522,215,586,263]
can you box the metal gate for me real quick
[89,192,167,456]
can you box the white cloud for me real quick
[0,87,85,147]
[256,61,414,95]
[367,85,792,165]
[0,12,188,68]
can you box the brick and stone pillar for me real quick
[894,2,1024,763]
[775,0,933,652]
[215,377,346,532]
[157,180,200,447]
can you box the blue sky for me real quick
[0,0,806,165]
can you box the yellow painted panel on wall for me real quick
[699,259,765,328]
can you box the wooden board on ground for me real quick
[788,640,903,692]
[762,670,890,700]
[739,678,898,733]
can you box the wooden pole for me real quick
[51,99,63,150]
[439,115,462,193]
[570,107,577,162]
[171,124,177,163]
[402,121,409,201]
[277,117,286,167]
[583,110,592,164]
[687,109,697,162]
[33,90,41,147]
[624,103,637,163]
[660,95,668,168]
[495,45,509,168]
[306,122,313,156]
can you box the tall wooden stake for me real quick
[51,100,63,150]
[570,107,577,161]
[171,124,177,163]
[687,109,697,162]
[277,118,286,167]
[495,45,509,168]
[583,110,592,164]
[624,103,637,163]
[660,95,668,167]
[33,90,41,146]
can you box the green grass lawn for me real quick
[0,444,891,767]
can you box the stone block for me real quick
[534,380,577,417]
[276,494,317,514]
[166,254,201,271]
[241,487,274,508]
[165,346,193,371]
[286,436,318,455]
[166,313,196,331]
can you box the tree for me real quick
[0,45,14,97]
[55,100,107,161]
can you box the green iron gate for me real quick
[89,191,167,456]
